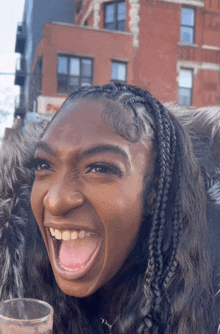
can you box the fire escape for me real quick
[14,22,27,119]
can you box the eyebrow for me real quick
[35,141,130,164]
[35,141,56,157]
[81,144,130,163]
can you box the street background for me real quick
[0,0,25,142]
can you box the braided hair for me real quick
[27,82,214,333]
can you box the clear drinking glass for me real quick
[0,298,54,334]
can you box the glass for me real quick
[70,58,80,76]
[81,59,92,77]
[178,87,191,106]
[105,22,115,30]
[180,26,194,44]
[179,69,193,88]
[105,2,125,31]
[76,0,82,14]
[69,76,79,90]
[117,20,125,31]
[111,62,126,81]
[0,298,54,334]
[105,4,115,24]
[57,56,68,74]
[180,8,195,44]
[57,74,68,93]
[81,77,92,86]
[117,2,126,21]
[181,8,195,26]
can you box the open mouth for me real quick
[48,227,102,278]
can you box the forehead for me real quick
[42,98,128,145]
[40,97,154,180]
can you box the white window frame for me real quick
[178,68,193,106]
[111,61,127,83]
[57,55,93,93]
[104,1,126,31]
[180,7,195,44]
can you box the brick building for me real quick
[15,0,220,118]
[14,0,74,118]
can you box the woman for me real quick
[0,83,216,333]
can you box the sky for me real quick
[0,0,25,139]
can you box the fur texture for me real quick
[166,104,220,192]
[167,104,220,304]
[0,121,47,300]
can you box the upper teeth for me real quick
[49,228,91,241]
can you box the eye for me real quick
[32,158,52,172]
[86,163,122,177]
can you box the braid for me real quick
[136,99,178,333]
[159,112,179,293]
[162,204,183,293]
[154,106,174,281]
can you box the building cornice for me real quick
[202,45,220,51]
[50,21,132,35]
[177,60,220,75]
[162,0,204,7]
[178,42,199,47]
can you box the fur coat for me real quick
[1,106,220,331]
[168,105,220,304]
[0,121,48,300]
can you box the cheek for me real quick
[89,183,143,244]
[30,184,38,215]
[90,185,127,216]
[30,182,45,223]
[88,180,144,217]
[93,186,143,284]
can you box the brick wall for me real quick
[31,0,220,109]
[32,22,134,98]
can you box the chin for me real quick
[53,272,104,298]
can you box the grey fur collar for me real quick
[166,104,220,207]
[0,121,47,300]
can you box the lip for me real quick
[44,222,98,233]
[46,227,102,280]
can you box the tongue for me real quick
[59,236,99,270]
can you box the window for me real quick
[76,0,82,15]
[111,61,126,83]
[180,7,195,44]
[104,1,126,31]
[57,55,93,93]
[178,69,193,106]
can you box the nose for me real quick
[43,179,85,216]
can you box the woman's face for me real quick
[31,97,154,297]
